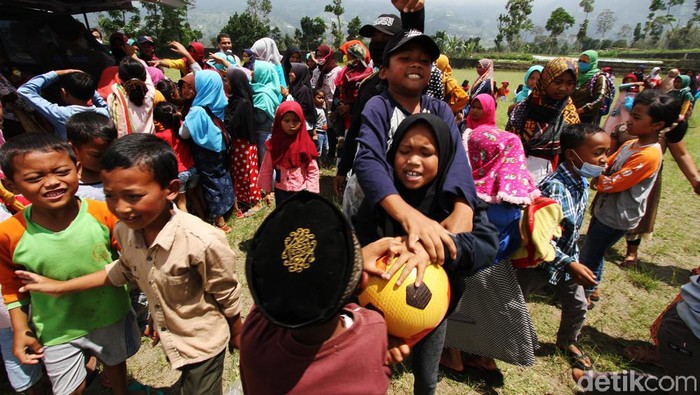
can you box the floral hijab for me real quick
[506,57,580,160]
[467,127,539,205]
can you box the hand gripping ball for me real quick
[358,256,450,344]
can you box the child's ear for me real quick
[165,179,180,201]
[653,120,667,133]
[75,161,82,179]
[563,148,576,163]
[379,65,388,80]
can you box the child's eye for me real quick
[24,176,42,183]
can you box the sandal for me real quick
[620,258,639,269]
[216,223,231,233]
[623,344,661,365]
[243,206,262,217]
[589,289,600,302]
[235,209,244,219]
[559,343,593,371]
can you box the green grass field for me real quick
[80,68,700,394]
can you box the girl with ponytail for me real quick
[108,56,157,137]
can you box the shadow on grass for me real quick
[578,326,666,377]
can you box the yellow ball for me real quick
[358,256,450,341]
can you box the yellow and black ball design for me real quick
[358,256,450,342]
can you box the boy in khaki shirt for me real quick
[17,134,242,394]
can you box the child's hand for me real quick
[567,262,598,288]
[385,335,410,365]
[13,330,44,364]
[227,315,243,352]
[144,316,160,346]
[392,0,424,12]
[168,41,188,57]
[385,239,433,287]
[15,270,65,297]
[399,208,457,266]
[263,193,274,207]
[362,237,405,279]
[333,175,346,198]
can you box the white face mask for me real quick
[572,151,605,178]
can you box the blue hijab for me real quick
[184,70,228,152]
[251,60,281,121]
[515,65,544,103]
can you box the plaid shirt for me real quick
[538,164,589,285]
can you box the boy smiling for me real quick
[17,134,243,394]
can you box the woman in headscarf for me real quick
[224,67,263,217]
[571,50,606,124]
[470,58,496,99]
[314,44,342,159]
[180,69,235,232]
[250,60,282,164]
[242,49,256,71]
[334,43,373,132]
[251,38,285,91]
[108,57,157,137]
[644,66,662,89]
[281,47,302,87]
[435,54,469,115]
[514,65,544,104]
[602,73,643,135]
[658,68,680,93]
[288,62,317,134]
[506,57,580,182]
[670,75,695,118]
[464,93,497,136]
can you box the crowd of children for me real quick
[0,0,697,394]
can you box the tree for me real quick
[221,0,273,53]
[295,16,327,50]
[577,0,595,39]
[617,24,632,42]
[346,16,362,41]
[495,0,534,51]
[632,22,644,43]
[324,0,345,48]
[596,9,616,40]
[97,1,201,54]
[545,7,575,53]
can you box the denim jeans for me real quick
[578,215,627,295]
[315,132,329,158]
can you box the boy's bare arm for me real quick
[9,306,44,364]
[227,314,243,352]
[15,269,112,296]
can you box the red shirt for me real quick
[240,304,390,395]
[155,127,194,173]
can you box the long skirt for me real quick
[443,261,538,367]
[192,145,234,220]
[229,138,262,205]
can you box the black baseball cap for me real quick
[360,14,402,37]
[383,29,441,64]
[246,191,363,329]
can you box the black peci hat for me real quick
[246,191,363,329]
[382,29,441,65]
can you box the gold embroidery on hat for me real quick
[282,228,317,273]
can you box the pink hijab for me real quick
[466,93,497,130]
[464,95,539,205]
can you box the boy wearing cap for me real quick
[16,134,242,394]
[353,29,477,267]
[335,5,425,197]
[240,191,394,395]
